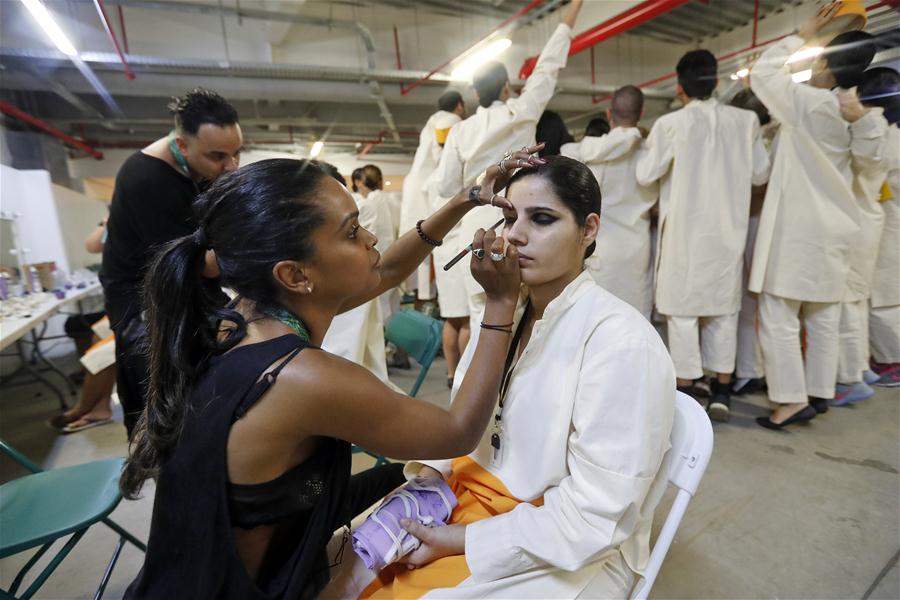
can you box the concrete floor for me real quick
[1,351,897,599]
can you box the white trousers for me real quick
[736,213,764,379]
[870,304,900,363]
[416,258,433,300]
[736,289,765,379]
[758,292,840,403]
[667,313,738,380]
[837,299,869,383]
[432,244,471,319]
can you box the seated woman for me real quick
[120,149,542,599]
[357,156,676,599]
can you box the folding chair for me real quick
[353,309,444,466]
[0,440,146,599]
[629,391,714,599]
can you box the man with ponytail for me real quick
[101,88,242,437]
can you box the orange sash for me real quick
[360,457,542,599]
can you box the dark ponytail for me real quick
[120,159,328,499]
[506,155,602,259]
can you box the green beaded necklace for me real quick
[260,305,311,342]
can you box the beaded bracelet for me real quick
[481,322,513,333]
[415,220,443,247]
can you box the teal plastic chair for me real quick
[0,440,146,599]
[353,309,444,466]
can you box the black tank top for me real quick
[125,334,352,599]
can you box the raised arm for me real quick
[510,0,580,122]
[750,2,841,126]
[339,146,544,313]
[635,120,674,186]
[291,227,520,460]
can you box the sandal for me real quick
[62,416,114,434]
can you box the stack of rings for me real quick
[490,251,505,262]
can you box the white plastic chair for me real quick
[630,391,714,600]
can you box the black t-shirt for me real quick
[100,151,198,329]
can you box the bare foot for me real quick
[770,403,809,425]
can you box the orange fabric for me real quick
[360,457,542,599]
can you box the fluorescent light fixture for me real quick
[730,67,750,81]
[787,46,823,65]
[792,69,812,83]
[20,0,77,56]
[451,38,512,81]
[310,140,324,158]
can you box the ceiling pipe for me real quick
[0,47,673,100]
[92,0,134,79]
[518,0,691,79]
[0,101,104,159]
[103,0,400,143]
[398,0,552,96]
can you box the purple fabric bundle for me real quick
[351,476,458,571]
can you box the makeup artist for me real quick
[119,146,544,600]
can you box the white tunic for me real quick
[432,23,574,248]
[871,124,900,309]
[636,97,769,316]
[399,110,462,235]
[562,127,658,318]
[409,271,675,598]
[747,35,884,302]
[845,108,890,302]
[357,189,396,255]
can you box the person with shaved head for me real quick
[561,85,658,319]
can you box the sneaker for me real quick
[677,380,710,407]
[708,380,731,422]
[870,360,898,376]
[732,377,767,395]
[863,369,881,385]
[830,381,876,406]
[873,368,900,388]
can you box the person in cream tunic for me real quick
[351,156,675,600]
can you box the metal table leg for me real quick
[29,324,77,396]
[16,340,68,410]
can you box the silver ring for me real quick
[520,146,529,152]
[517,158,525,168]
[490,194,502,207]
[490,251,505,262]
[498,159,508,175]
[472,248,485,260]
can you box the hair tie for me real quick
[193,227,208,249]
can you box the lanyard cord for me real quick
[497,301,531,420]
[168,133,200,194]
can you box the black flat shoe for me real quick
[756,405,817,430]
[809,397,829,414]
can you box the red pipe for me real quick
[519,0,690,79]
[356,130,420,157]
[393,25,409,95]
[0,102,103,159]
[400,0,546,96]
[117,5,130,55]
[93,0,135,80]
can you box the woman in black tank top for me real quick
[120,152,544,598]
